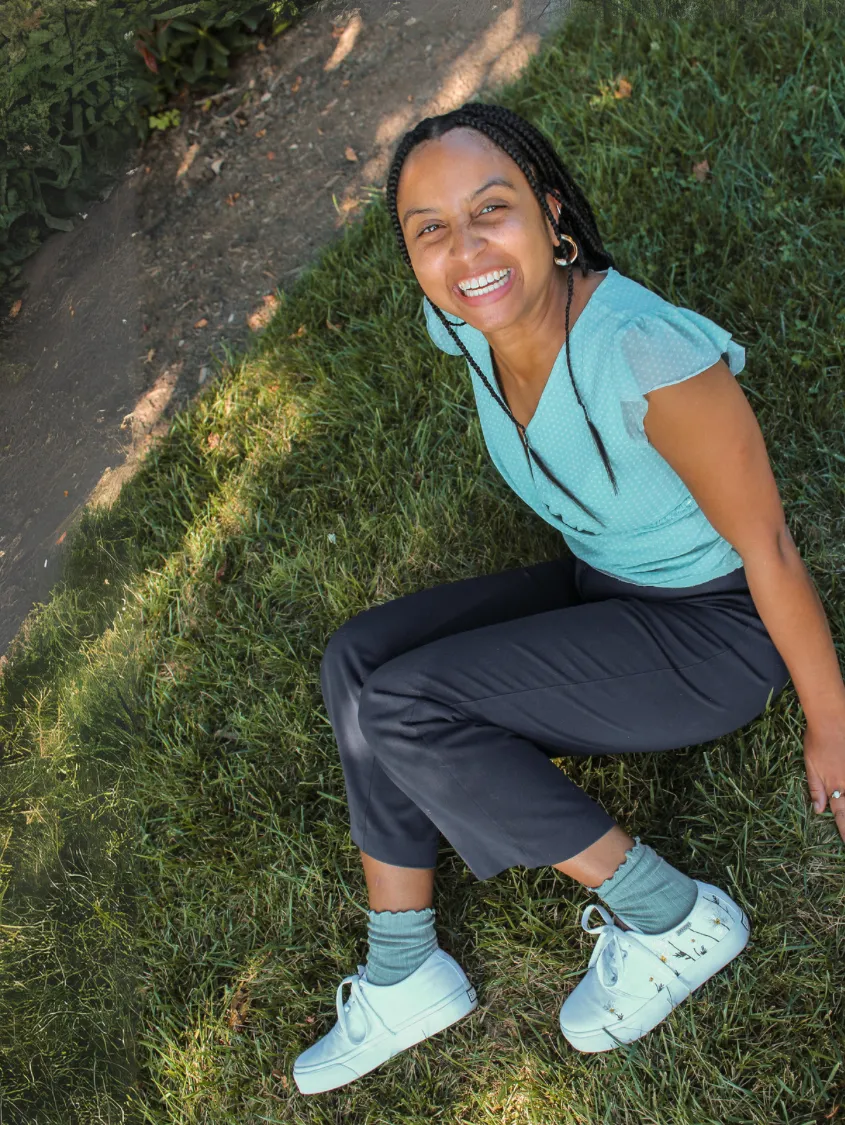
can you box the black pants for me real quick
[320,555,790,883]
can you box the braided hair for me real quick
[386,101,619,527]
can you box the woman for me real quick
[293,102,845,1096]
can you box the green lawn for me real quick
[2,4,844,1122]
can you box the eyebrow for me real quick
[401,176,517,226]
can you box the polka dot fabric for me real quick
[422,266,746,588]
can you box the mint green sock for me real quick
[594,837,698,935]
[364,907,439,986]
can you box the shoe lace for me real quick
[581,903,631,990]
[335,966,390,1044]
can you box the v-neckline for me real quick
[483,267,613,436]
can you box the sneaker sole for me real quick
[560,907,750,1053]
[294,982,478,1095]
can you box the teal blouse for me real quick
[422,266,746,588]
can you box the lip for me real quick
[452,267,516,307]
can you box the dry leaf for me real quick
[207,433,221,449]
[341,79,350,87]
[63,492,68,498]
[289,323,307,338]
[194,317,208,328]
[326,318,342,332]
[321,98,339,116]
[228,985,250,1031]
[267,151,276,160]
[255,128,266,139]
[344,145,358,162]
[210,157,225,175]
[226,192,241,205]
[692,158,710,182]
[8,299,22,318]
[614,76,632,98]
[291,75,302,93]
[56,531,66,545]
[146,348,156,363]
[257,40,267,52]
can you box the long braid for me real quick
[386,102,620,525]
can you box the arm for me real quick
[642,359,845,838]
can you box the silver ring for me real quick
[831,789,843,800]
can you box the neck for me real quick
[487,266,590,388]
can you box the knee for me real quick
[357,662,420,752]
[319,622,351,694]
[319,611,374,697]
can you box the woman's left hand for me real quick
[804,718,845,843]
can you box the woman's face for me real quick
[395,127,563,334]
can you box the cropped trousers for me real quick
[319,554,790,883]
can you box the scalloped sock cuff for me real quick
[594,837,698,935]
[364,906,439,986]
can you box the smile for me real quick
[455,268,514,300]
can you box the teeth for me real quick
[458,268,509,292]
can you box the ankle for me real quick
[365,905,439,986]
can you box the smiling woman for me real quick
[393,117,620,525]
[291,100,845,1097]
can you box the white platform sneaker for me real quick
[559,880,750,1053]
[293,947,478,1095]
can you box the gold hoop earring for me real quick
[553,233,579,267]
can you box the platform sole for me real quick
[294,982,478,1095]
[560,908,750,1054]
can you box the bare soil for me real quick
[0,0,574,659]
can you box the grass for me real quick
[2,2,845,1122]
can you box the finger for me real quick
[805,761,827,814]
[833,805,845,845]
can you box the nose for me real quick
[448,217,487,261]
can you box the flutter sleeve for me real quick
[614,304,747,440]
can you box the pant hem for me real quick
[353,831,440,870]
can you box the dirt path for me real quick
[0,0,574,660]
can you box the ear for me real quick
[544,190,563,248]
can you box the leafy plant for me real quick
[0,1,300,298]
[147,106,182,129]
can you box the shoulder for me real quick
[421,295,474,357]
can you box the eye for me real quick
[418,222,440,236]
[478,203,502,215]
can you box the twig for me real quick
[192,84,243,107]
